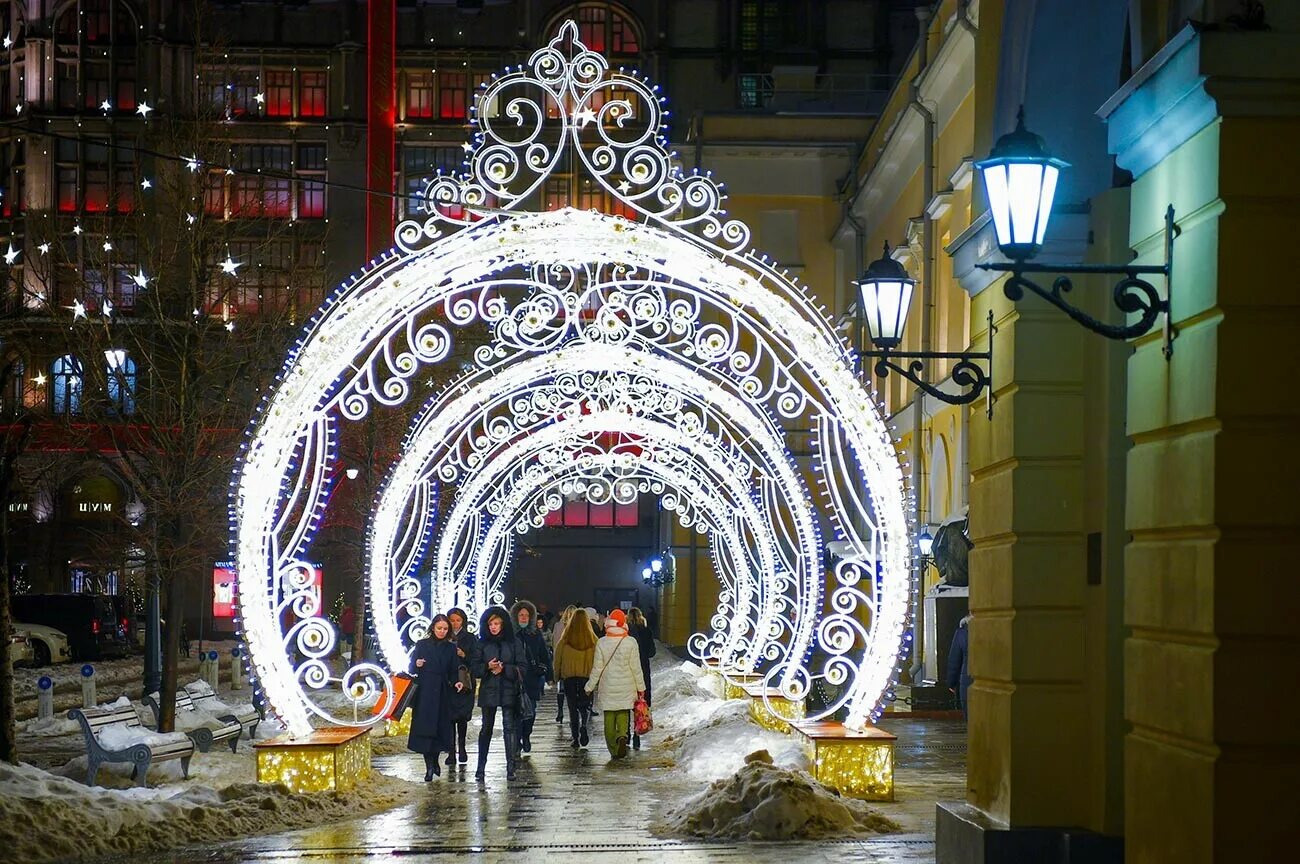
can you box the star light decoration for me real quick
[231,21,912,738]
[219,255,241,275]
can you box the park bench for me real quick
[68,702,194,787]
[189,687,262,740]
[143,691,242,753]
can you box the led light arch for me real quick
[232,22,912,737]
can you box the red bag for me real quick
[633,693,653,735]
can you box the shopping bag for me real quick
[387,673,417,720]
[633,693,653,734]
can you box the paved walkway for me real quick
[116,714,965,864]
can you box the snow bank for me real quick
[662,750,899,841]
[650,652,805,780]
[0,759,420,862]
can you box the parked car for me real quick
[11,594,130,661]
[12,622,73,667]
[6,632,33,667]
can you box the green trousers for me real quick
[603,709,631,758]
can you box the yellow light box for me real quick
[254,726,372,794]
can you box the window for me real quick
[51,355,83,415]
[399,145,461,216]
[543,496,639,527]
[740,1,797,52]
[405,71,434,119]
[545,177,570,211]
[438,72,468,120]
[56,62,79,110]
[265,70,293,117]
[571,4,641,56]
[296,143,326,219]
[226,145,292,217]
[115,63,137,111]
[105,350,136,416]
[298,70,326,117]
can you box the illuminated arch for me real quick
[233,23,913,736]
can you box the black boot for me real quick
[424,753,440,781]
[633,733,641,750]
[474,757,486,781]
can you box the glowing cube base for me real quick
[254,727,372,794]
[721,672,765,701]
[743,682,806,733]
[792,720,896,801]
[384,711,412,738]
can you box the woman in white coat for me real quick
[584,609,645,758]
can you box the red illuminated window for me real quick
[84,168,109,212]
[405,72,434,119]
[84,63,110,110]
[299,70,326,117]
[571,5,641,57]
[438,73,467,120]
[116,64,137,111]
[57,167,78,212]
[298,180,324,218]
[265,70,292,117]
[544,496,639,527]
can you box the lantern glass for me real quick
[975,108,1069,260]
[918,529,934,557]
[853,246,916,350]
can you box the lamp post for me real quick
[975,107,1179,358]
[854,245,996,418]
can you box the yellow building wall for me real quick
[1123,112,1300,862]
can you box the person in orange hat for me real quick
[583,608,645,758]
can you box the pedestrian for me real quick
[553,606,596,748]
[409,614,466,781]
[445,607,479,766]
[472,605,525,781]
[585,606,601,638]
[947,613,972,721]
[179,620,191,658]
[552,606,576,722]
[511,600,548,756]
[584,609,644,759]
[339,603,356,659]
[627,606,656,750]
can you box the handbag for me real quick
[633,693,653,735]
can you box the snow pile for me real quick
[96,720,191,753]
[0,759,421,862]
[649,652,804,780]
[19,716,79,737]
[664,697,806,780]
[662,750,899,841]
[183,679,258,718]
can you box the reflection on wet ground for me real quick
[99,715,965,864]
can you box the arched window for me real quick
[51,354,83,415]
[550,3,642,58]
[105,349,135,415]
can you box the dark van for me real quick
[11,594,131,660]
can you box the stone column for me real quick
[1101,26,1300,863]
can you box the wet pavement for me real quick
[113,714,965,864]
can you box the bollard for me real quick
[205,650,219,690]
[37,676,54,721]
[230,647,244,690]
[80,664,96,708]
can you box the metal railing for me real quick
[737,72,897,114]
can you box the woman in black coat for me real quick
[408,614,466,781]
[471,605,525,782]
[510,599,549,756]
[628,606,656,750]
[445,607,480,766]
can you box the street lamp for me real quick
[642,566,652,583]
[651,557,663,574]
[854,245,995,417]
[976,107,1179,358]
[918,529,934,558]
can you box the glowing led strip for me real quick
[233,22,910,736]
